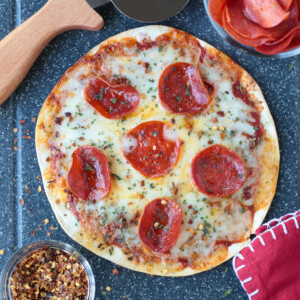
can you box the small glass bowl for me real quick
[203,0,300,58]
[0,240,95,300]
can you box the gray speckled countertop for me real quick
[0,1,299,299]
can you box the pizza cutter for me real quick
[0,0,189,105]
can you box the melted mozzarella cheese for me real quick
[51,38,262,260]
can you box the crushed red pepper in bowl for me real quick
[0,241,95,300]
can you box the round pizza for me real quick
[36,25,279,276]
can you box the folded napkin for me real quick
[233,211,300,300]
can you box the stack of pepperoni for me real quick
[209,0,300,55]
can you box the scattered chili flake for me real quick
[19,198,25,206]
[217,111,225,117]
[25,185,31,194]
[47,231,51,237]
[13,146,18,151]
[10,246,89,300]
[36,176,42,181]
[19,120,25,125]
[31,230,35,236]
[112,268,120,275]
[32,117,36,123]
[54,116,64,125]
[22,135,31,140]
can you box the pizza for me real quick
[36,25,279,276]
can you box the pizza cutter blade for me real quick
[111,0,189,23]
[88,0,189,22]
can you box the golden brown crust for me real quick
[36,25,279,276]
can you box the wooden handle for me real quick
[0,0,104,105]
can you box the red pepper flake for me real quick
[47,231,51,237]
[54,116,64,125]
[170,182,178,195]
[32,117,36,123]
[19,198,25,206]
[217,111,225,117]
[112,268,120,275]
[19,120,25,125]
[22,135,31,140]
[25,186,31,194]
[31,230,35,236]
[220,132,226,140]
[10,246,89,299]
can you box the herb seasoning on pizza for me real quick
[36,26,279,276]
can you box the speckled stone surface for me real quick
[0,1,299,299]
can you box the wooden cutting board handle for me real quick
[0,0,104,105]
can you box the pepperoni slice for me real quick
[138,198,183,253]
[158,62,211,116]
[278,0,293,11]
[243,0,290,28]
[254,25,300,54]
[84,77,139,119]
[223,11,272,47]
[208,0,228,26]
[190,145,246,197]
[285,29,300,50]
[67,146,111,201]
[224,0,298,41]
[122,121,180,178]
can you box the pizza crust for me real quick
[36,25,279,276]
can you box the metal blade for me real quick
[87,0,110,9]
[111,0,189,23]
